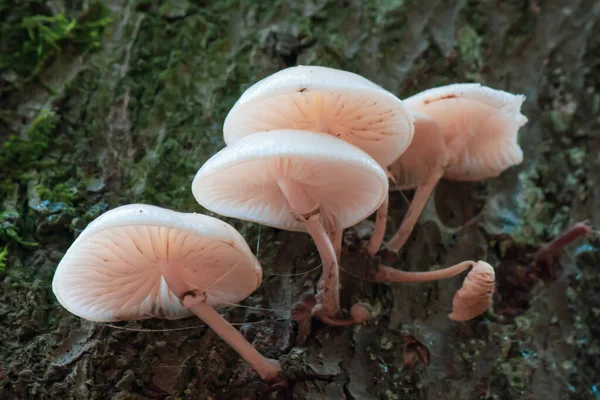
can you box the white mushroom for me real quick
[192,129,388,319]
[368,83,527,255]
[375,260,496,321]
[223,65,413,259]
[52,204,280,381]
[223,65,414,168]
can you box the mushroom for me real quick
[191,129,388,322]
[223,65,413,259]
[223,65,414,167]
[317,303,374,326]
[52,204,281,381]
[369,83,527,255]
[376,260,495,321]
[448,261,495,321]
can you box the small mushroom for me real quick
[317,303,373,327]
[192,129,388,321]
[374,84,527,254]
[376,260,495,321]
[449,261,495,321]
[223,65,414,167]
[52,204,281,381]
[375,261,476,283]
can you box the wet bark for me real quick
[1,0,600,399]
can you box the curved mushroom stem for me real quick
[277,179,340,318]
[364,194,389,257]
[375,261,475,283]
[158,264,281,382]
[318,314,356,327]
[385,174,441,252]
[182,294,281,381]
[534,221,594,268]
[315,302,373,326]
[329,227,343,262]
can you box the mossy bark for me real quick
[1,1,600,399]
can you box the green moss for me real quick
[0,108,56,171]
[549,110,569,133]
[457,24,481,80]
[0,2,111,93]
[36,180,79,207]
[0,246,7,273]
[0,211,38,248]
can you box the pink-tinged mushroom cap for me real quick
[52,204,262,322]
[223,65,414,167]
[387,112,449,189]
[448,260,495,321]
[403,83,527,181]
[192,129,388,231]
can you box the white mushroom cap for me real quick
[223,65,414,167]
[192,129,388,232]
[404,83,527,181]
[52,204,262,322]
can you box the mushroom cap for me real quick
[404,83,527,181]
[350,303,373,323]
[387,112,449,190]
[223,65,414,167]
[192,129,388,232]
[448,260,495,321]
[52,204,262,322]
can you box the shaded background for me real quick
[1,0,599,399]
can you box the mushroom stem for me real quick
[182,295,281,381]
[375,261,475,283]
[158,264,281,381]
[317,314,355,327]
[278,179,340,317]
[314,302,373,326]
[329,227,343,262]
[385,176,440,252]
[364,194,389,257]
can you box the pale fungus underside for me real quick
[52,66,516,383]
[2,1,599,399]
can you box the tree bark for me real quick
[1,1,599,399]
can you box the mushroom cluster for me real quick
[51,65,527,382]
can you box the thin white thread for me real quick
[217,299,293,314]
[338,265,378,283]
[265,263,322,277]
[256,224,262,255]
[102,317,290,332]
[399,189,411,207]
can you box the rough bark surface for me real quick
[1,1,600,399]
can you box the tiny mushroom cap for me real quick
[52,204,262,322]
[449,260,495,321]
[192,129,389,232]
[350,303,373,324]
[403,83,527,181]
[223,65,414,167]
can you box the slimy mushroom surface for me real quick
[402,83,527,182]
[381,83,527,253]
[192,129,388,318]
[223,65,414,167]
[52,204,262,322]
[449,260,495,321]
[193,129,388,233]
[52,204,282,381]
